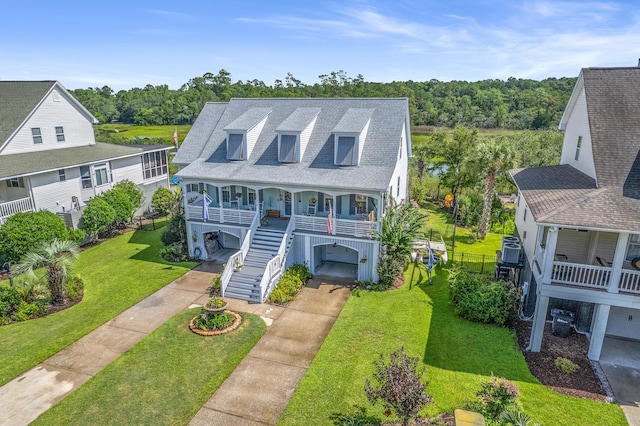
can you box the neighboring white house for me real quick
[174,98,411,302]
[511,66,640,361]
[0,81,172,227]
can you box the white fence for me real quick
[551,261,610,290]
[0,198,34,222]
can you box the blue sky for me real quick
[2,0,640,90]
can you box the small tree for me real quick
[365,347,431,426]
[102,188,133,226]
[112,180,143,218]
[151,187,179,215]
[82,197,116,240]
[12,239,79,306]
[0,211,69,262]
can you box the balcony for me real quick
[0,197,34,224]
[550,261,640,295]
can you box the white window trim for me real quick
[334,133,359,166]
[226,132,246,160]
[93,163,111,187]
[55,126,65,142]
[58,169,66,182]
[278,133,299,163]
[142,151,168,180]
[575,136,582,161]
[31,127,42,144]
[221,186,231,203]
[626,234,640,261]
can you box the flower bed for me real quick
[189,311,242,336]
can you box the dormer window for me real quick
[227,133,245,160]
[279,134,298,163]
[335,135,357,166]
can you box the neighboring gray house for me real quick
[174,98,411,302]
[511,67,640,361]
[0,81,172,226]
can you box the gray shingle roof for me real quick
[0,143,165,179]
[0,81,56,146]
[511,67,640,232]
[175,98,409,192]
[275,108,321,132]
[224,107,272,131]
[332,108,374,133]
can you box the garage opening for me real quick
[313,243,358,280]
[204,231,240,261]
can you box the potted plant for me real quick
[233,257,243,271]
[235,192,243,198]
[261,217,269,226]
[203,296,227,313]
[309,197,317,204]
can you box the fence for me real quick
[451,252,497,275]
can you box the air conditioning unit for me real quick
[502,236,519,252]
[502,243,521,264]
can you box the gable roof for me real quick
[0,81,98,150]
[175,98,410,192]
[512,66,640,232]
[0,142,170,180]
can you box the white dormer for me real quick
[332,108,374,166]
[275,108,320,163]
[224,107,271,160]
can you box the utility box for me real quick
[551,308,575,338]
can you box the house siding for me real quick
[298,115,317,160]
[246,116,268,158]
[559,88,596,180]
[387,124,409,202]
[1,89,95,155]
[112,156,143,183]
[30,168,82,213]
[514,195,538,262]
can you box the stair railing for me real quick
[260,255,281,302]
[240,211,260,259]
[221,250,243,297]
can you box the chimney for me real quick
[637,58,640,67]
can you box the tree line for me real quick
[71,69,576,130]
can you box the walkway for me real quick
[189,277,351,425]
[599,337,640,426]
[0,262,219,426]
[0,263,351,426]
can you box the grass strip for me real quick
[0,224,197,386]
[279,264,626,426]
[34,309,266,424]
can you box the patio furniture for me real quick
[631,257,640,271]
[596,256,611,267]
[554,253,568,262]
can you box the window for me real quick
[626,234,640,261]
[397,176,401,197]
[80,166,92,189]
[31,128,42,144]
[279,135,297,162]
[55,126,65,142]
[185,183,205,193]
[356,194,367,214]
[142,151,168,179]
[335,136,356,165]
[94,163,110,186]
[523,207,527,222]
[575,136,582,161]
[58,169,66,182]
[247,188,256,205]
[6,177,24,188]
[227,133,245,160]
[221,186,230,203]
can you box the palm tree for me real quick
[12,239,79,305]
[476,137,515,239]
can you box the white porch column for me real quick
[217,186,224,223]
[304,235,311,267]
[608,232,629,294]
[542,227,559,283]
[528,294,549,352]
[372,240,380,282]
[588,304,611,360]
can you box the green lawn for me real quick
[279,263,626,426]
[0,225,197,386]
[34,309,266,425]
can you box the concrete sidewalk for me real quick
[189,277,352,425]
[0,263,218,426]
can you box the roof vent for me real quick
[637,58,640,67]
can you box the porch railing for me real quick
[221,250,243,297]
[260,255,281,303]
[620,269,640,294]
[293,215,378,238]
[551,261,610,290]
[186,205,255,225]
[0,197,34,221]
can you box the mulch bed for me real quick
[514,319,608,401]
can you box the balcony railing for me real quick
[0,197,34,222]
[186,205,255,225]
[620,269,640,294]
[551,261,611,290]
[294,215,378,238]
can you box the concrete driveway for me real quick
[599,337,640,426]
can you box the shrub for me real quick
[287,263,313,282]
[194,311,234,331]
[159,242,185,260]
[161,215,186,246]
[152,187,178,215]
[112,180,143,215]
[448,267,519,326]
[267,264,312,303]
[0,285,22,316]
[268,287,292,304]
[0,211,69,262]
[68,228,86,245]
[210,274,221,294]
[82,197,116,239]
[11,300,46,322]
[64,275,85,300]
[468,376,519,420]
[14,276,48,302]
[377,253,405,289]
[102,188,133,226]
[364,347,431,426]
[554,357,580,374]
[329,405,380,426]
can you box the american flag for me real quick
[328,203,333,235]
[203,192,212,222]
[173,128,178,150]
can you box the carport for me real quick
[312,243,359,281]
